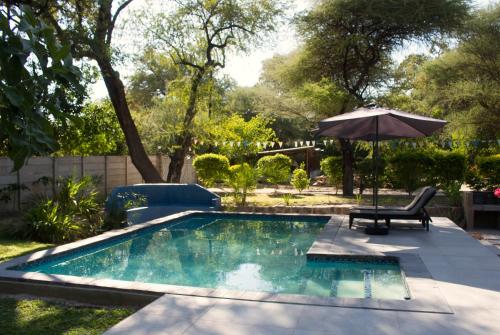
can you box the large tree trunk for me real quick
[339,139,354,196]
[167,69,205,182]
[97,58,163,183]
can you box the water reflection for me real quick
[24,216,407,299]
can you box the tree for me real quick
[0,4,84,169]
[297,0,470,195]
[291,164,310,193]
[207,115,276,162]
[226,163,257,206]
[25,0,163,182]
[410,6,500,141]
[144,0,283,182]
[56,101,127,156]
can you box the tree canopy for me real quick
[0,4,84,169]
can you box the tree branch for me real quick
[107,0,135,45]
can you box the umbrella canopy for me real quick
[316,107,447,140]
[316,106,447,234]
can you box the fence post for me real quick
[51,157,56,197]
[125,156,128,185]
[16,169,21,210]
[80,156,84,179]
[104,155,108,196]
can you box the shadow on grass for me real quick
[0,296,133,335]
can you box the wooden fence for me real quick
[0,155,196,210]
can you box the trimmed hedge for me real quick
[193,153,230,187]
[257,154,292,186]
[476,154,500,190]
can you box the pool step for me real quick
[362,269,373,299]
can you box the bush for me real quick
[103,192,147,230]
[476,154,500,190]
[320,156,342,193]
[354,157,386,195]
[193,153,230,187]
[226,163,258,206]
[290,164,310,193]
[256,154,292,187]
[387,150,433,195]
[25,177,103,243]
[431,151,466,187]
[465,154,500,191]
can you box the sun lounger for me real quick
[349,186,437,231]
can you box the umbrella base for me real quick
[364,225,389,235]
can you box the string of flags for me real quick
[190,138,500,150]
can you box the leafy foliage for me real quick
[320,157,343,193]
[386,149,434,195]
[56,101,127,156]
[193,154,230,187]
[0,4,84,170]
[208,115,277,162]
[432,151,466,187]
[257,154,292,187]
[25,177,103,243]
[474,154,500,190]
[226,163,258,206]
[290,164,310,193]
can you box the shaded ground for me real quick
[0,235,133,335]
[0,296,133,335]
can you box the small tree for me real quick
[291,164,310,194]
[193,154,230,187]
[320,157,343,194]
[226,163,258,206]
[257,154,292,189]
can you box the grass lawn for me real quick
[0,224,133,335]
[222,192,450,207]
[0,239,54,262]
[0,296,133,335]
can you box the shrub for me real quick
[25,177,103,243]
[354,157,386,195]
[193,153,230,187]
[103,192,147,230]
[256,154,292,187]
[320,156,342,193]
[290,164,310,193]
[476,154,500,190]
[386,150,433,195]
[431,151,466,187]
[226,163,258,206]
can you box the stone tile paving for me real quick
[105,216,500,335]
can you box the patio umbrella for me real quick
[316,106,447,234]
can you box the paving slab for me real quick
[96,215,500,334]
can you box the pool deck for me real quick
[104,215,500,335]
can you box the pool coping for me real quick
[0,211,451,313]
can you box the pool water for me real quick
[19,214,409,299]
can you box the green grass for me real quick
[0,239,54,262]
[222,192,450,207]
[0,296,133,335]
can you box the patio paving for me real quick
[105,216,500,335]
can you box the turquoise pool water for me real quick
[18,214,408,299]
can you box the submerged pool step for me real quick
[362,269,373,299]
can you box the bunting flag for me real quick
[312,141,316,147]
[214,141,218,147]
[193,139,198,145]
[306,140,310,146]
[294,141,298,147]
[330,139,334,144]
[270,142,276,148]
[323,140,328,146]
[229,141,234,147]
[300,141,304,146]
[278,141,283,148]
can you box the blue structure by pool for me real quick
[17,213,409,300]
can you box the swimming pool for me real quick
[16,213,409,300]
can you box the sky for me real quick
[90,0,498,100]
